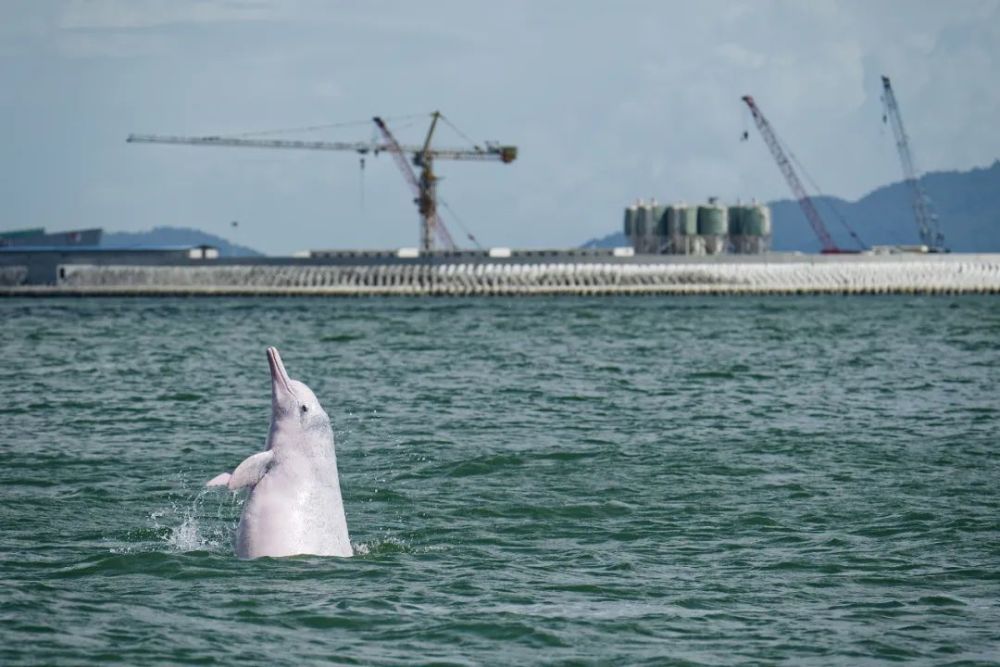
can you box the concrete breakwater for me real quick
[3,253,1000,295]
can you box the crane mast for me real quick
[741,95,859,253]
[127,112,517,252]
[880,75,945,251]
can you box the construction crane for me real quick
[127,112,517,253]
[880,75,945,251]
[741,95,864,254]
[374,112,453,251]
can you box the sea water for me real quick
[1,296,998,664]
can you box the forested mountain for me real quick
[103,226,262,257]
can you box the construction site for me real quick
[2,80,999,296]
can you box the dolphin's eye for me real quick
[300,405,308,413]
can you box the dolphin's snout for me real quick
[267,347,294,399]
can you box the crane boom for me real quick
[374,115,455,251]
[880,75,945,250]
[741,95,856,253]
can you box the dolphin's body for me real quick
[207,347,352,559]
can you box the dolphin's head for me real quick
[266,347,333,448]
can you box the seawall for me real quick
[2,251,999,296]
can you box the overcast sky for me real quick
[2,0,998,254]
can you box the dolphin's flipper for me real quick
[206,472,232,487]
[227,451,275,491]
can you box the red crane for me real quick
[742,95,864,253]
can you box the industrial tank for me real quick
[666,205,685,237]
[728,206,743,236]
[623,206,636,237]
[741,205,771,236]
[623,198,768,255]
[633,205,646,237]
[651,204,667,237]
[697,204,728,236]
[638,203,664,253]
[681,207,699,235]
[731,204,772,254]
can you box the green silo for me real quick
[681,207,698,235]
[623,206,636,237]
[666,205,684,237]
[652,204,668,237]
[742,205,772,236]
[635,205,650,236]
[728,206,743,236]
[697,204,728,236]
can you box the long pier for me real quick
[2,249,999,296]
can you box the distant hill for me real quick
[581,231,628,249]
[102,226,263,257]
[583,160,1000,252]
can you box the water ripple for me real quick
[1,296,998,664]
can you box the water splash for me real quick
[148,487,241,554]
[167,515,211,552]
[352,535,413,557]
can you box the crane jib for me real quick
[125,134,516,162]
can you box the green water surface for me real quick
[2,296,998,665]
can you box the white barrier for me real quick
[12,256,1000,295]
